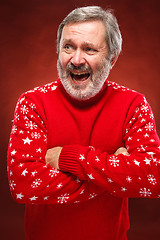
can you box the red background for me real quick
[1,0,160,239]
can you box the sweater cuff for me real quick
[59,145,88,176]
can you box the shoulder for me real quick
[106,80,145,103]
[15,80,60,115]
[18,80,60,103]
[25,80,59,96]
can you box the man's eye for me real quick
[87,48,94,51]
[64,45,72,50]
[85,47,97,54]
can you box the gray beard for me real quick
[57,59,111,101]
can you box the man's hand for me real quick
[114,147,130,156]
[45,147,62,169]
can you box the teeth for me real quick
[73,72,88,75]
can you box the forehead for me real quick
[61,20,106,46]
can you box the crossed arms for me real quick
[7,93,160,205]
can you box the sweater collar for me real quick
[58,79,108,109]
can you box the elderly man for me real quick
[8,6,160,240]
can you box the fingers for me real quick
[114,147,130,156]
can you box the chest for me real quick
[45,99,125,154]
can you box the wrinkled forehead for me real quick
[60,20,107,47]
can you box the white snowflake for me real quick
[29,103,36,110]
[147,174,157,185]
[57,183,63,189]
[36,148,42,153]
[11,149,16,156]
[137,128,143,133]
[11,125,17,134]
[140,118,146,123]
[137,145,146,152]
[25,120,37,130]
[19,130,24,134]
[144,157,151,165]
[75,177,80,183]
[151,157,160,166]
[89,146,95,151]
[95,156,100,162]
[29,196,38,201]
[51,85,57,91]
[18,163,24,167]
[127,137,133,141]
[109,155,120,167]
[31,170,37,177]
[87,173,95,180]
[126,176,132,183]
[79,154,85,161]
[20,105,29,115]
[10,180,16,190]
[144,133,149,138]
[140,104,149,113]
[14,113,20,121]
[139,188,152,197]
[121,187,127,192]
[133,159,140,166]
[145,122,154,132]
[44,196,49,200]
[43,134,47,142]
[57,193,69,204]
[21,169,28,176]
[11,158,15,164]
[16,193,24,199]
[80,189,85,194]
[31,132,41,139]
[88,193,97,199]
[49,169,59,178]
[31,178,42,188]
[107,178,113,183]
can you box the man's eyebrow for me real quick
[62,39,96,48]
[82,42,96,48]
[61,39,73,45]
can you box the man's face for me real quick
[57,20,111,100]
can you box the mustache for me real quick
[66,63,93,74]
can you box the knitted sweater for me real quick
[7,79,160,240]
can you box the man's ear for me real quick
[110,53,119,69]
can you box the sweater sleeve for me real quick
[59,96,160,198]
[7,94,105,205]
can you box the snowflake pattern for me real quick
[109,155,120,167]
[139,188,152,197]
[79,154,85,161]
[7,80,160,206]
[88,193,97,199]
[20,105,29,115]
[31,178,42,188]
[145,122,154,132]
[57,193,69,204]
[147,174,157,185]
[25,120,37,130]
[11,125,17,134]
[31,132,41,139]
[9,180,16,190]
[49,169,59,178]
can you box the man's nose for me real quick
[71,50,85,66]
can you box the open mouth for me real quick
[70,72,90,83]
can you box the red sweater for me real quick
[7,79,160,240]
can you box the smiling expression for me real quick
[57,20,111,100]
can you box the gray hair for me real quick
[57,6,122,61]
